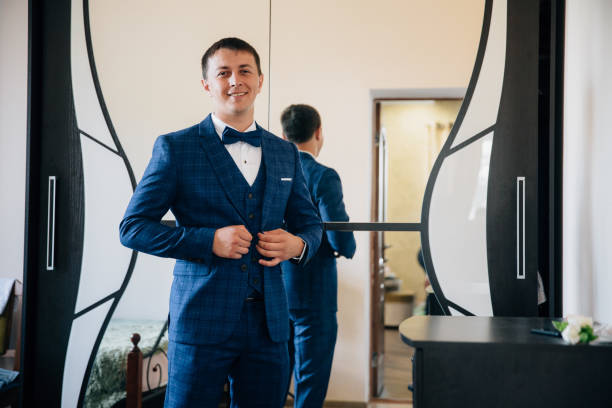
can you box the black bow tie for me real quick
[222,127,262,147]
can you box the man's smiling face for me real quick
[202,48,263,125]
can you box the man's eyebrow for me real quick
[215,64,255,71]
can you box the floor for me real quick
[378,328,413,401]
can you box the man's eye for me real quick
[240,70,251,75]
[218,72,227,77]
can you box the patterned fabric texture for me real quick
[281,151,356,311]
[288,310,338,408]
[165,301,289,408]
[120,114,322,345]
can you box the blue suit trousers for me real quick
[288,310,338,408]
[165,301,289,408]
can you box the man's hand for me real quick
[256,229,304,267]
[212,225,252,259]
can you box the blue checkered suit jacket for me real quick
[119,115,322,345]
[282,152,356,311]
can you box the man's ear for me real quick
[281,132,288,141]
[201,78,210,93]
[314,127,322,141]
[258,74,264,92]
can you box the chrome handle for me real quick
[47,176,56,270]
[516,177,525,279]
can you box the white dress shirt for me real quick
[211,113,262,186]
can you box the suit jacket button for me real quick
[253,278,259,284]
[248,213,254,219]
[241,264,248,272]
[248,193,253,199]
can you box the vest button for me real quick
[249,213,254,219]
[248,193,253,199]
[241,264,247,272]
[253,278,259,285]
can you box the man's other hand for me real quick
[213,225,252,259]
[256,229,304,267]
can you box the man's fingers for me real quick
[236,246,249,255]
[238,228,253,241]
[257,231,285,243]
[259,258,281,267]
[256,245,282,258]
[236,237,252,248]
[256,240,284,251]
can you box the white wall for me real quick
[0,0,28,281]
[563,0,612,324]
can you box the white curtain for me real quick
[563,0,612,323]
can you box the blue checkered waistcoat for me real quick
[119,115,322,345]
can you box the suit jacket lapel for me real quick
[198,115,248,224]
[261,131,281,231]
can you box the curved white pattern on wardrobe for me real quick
[62,0,135,405]
[428,0,506,316]
[429,133,494,315]
[61,300,112,408]
[450,0,507,149]
[75,134,133,313]
[70,0,116,150]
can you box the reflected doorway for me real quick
[371,97,462,401]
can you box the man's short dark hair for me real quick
[281,104,322,144]
[201,37,262,79]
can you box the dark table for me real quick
[399,316,612,407]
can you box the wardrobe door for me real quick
[25,1,137,406]
[486,0,540,316]
[25,1,86,406]
[421,0,541,317]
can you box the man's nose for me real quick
[229,71,240,86]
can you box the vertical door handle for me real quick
[47,176,56,270]
[516,177,525,279]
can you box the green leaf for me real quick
[552,320,568,332]
[578,326,598,344]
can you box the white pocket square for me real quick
[281,177,292,181]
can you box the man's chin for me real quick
[216,105,255,121]
[228,104,255,116]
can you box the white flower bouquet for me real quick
[552,315,598,345]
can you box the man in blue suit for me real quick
[119,38,322,407]
[280,105,356,407]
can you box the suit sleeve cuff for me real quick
[290,239,307,264]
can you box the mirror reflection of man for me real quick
[281,104,356,407]
[119,38,322,407]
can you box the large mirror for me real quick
[65,0,485,405]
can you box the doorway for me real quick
[370,97,463,401]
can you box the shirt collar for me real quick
[211,113,257,140]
